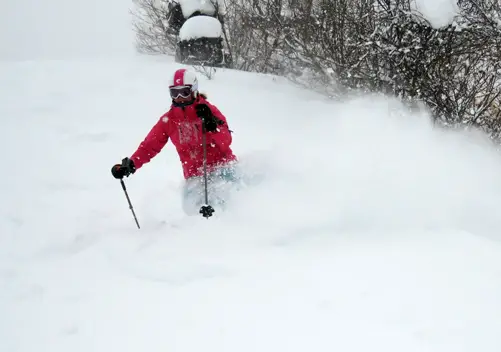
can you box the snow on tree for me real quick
[412,0,460,28]
[179,16,222,41]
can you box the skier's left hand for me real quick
[195,104,224,132]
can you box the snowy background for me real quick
[1,0,501,351]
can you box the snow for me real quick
[179,16,223,40]
[178,0,224,19]
[2,57,501,352]
[412,0,460,28]
[2,2,501,351]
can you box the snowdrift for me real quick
[1,57,501,352]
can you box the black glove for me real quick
[111,157,136,179]
[195,104,224,132]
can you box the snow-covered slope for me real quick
[1,56,501,352]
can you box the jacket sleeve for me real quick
[207,103,232,153]
[130,116,170,170]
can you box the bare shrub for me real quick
[132,0,177,54]
[193,65,217,80]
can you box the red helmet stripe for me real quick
[172,69,187,87]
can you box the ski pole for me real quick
[199,121,214,218]
[120,179,141,229]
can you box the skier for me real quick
[111,68,239,216]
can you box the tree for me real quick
[133,0,501,140]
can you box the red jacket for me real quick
[130,95,237,179]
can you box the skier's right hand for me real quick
[111,157,136,179]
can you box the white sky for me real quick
[0,0,462,60]
[0,0,135,60]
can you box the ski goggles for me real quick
[170,85,192,99]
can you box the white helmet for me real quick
[170,68,198,94]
